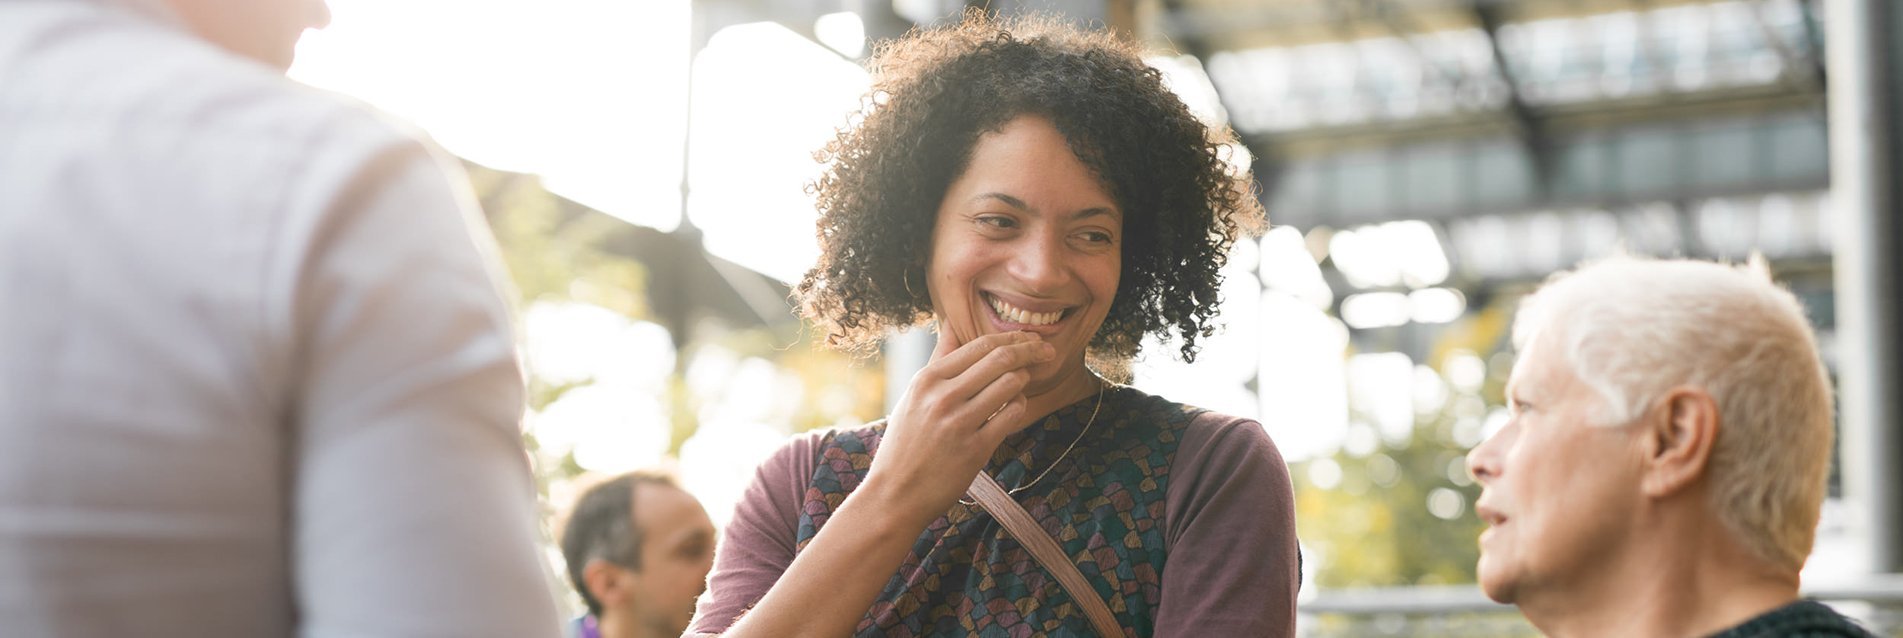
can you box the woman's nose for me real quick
[1008,235,1067,291]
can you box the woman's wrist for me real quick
[845,472,958,532]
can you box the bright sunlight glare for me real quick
[289,0,691,231]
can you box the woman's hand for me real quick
[864,331,1055,523]
[718,331,1054,638]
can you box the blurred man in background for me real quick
[0,0,561,636]
[1467,256,1875,638]
[561,471,716,638]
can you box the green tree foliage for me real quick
[1294,405,1485,589]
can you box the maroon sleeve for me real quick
[1155,413,1300,638]
[685,431,822,635]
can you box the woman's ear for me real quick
[1640,386,1721,498]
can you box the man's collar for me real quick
[97,0,188,30]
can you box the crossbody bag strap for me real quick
[966,471,1124,638]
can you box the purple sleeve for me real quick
[1155,414,1300,638]
[685,432,821,635]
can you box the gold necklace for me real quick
[959,379,1106,506]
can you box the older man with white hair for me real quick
[1466,256,1877,638]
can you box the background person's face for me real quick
[621,483,715,637]
[925,114,1121,393]
[1467,333,1645,605]
[167,0,331,69]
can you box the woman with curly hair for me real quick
[687,13,1298,638]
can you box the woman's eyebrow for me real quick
[970,193,1120,221]
[971,192,1031,211]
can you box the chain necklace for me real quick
[959,378,1106,506]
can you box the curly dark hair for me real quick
[794,11,1265,364]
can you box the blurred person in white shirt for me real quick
[0,1,563,636]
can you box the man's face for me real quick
[167,0,331,70]
[612,483,715,638]
[1467,332,1646,605]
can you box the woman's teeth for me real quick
[988,297,1062,326]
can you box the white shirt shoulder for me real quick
[0,4,561,637]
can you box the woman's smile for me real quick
[982,292,1072,331]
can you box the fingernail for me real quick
[1040,343,1055,358]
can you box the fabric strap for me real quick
[966,471,1124,638]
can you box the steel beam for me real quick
[1826,0,1903,574]
[1469,0,1554,191]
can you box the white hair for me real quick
[1511,255,1834,571]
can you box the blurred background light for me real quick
[1340,292,1411,330]
[1254,292,1351,461]
[289,0,689,231]
[1427,487,1466,521]
[1148,54,1230,126]
[1348,352,1416,446]
[814,11,867,58]
[688,21,870,283]
[1407,288,1467,324]
[1259,226,1334,310]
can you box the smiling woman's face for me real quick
[925,114,1121,395]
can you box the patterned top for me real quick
[1706,600,1881,638]
[690,385,1301,637]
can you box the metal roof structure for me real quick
[697,0,1832,281]
[1145,0,1832,280]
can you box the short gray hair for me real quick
[1512,255,1834,571]
[559,470,681,616]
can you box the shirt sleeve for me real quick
[1155,414,1300,638]
[686,432,820,636]
[277,135,563,638]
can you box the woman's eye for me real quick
[1079,231,1113,244]
[977,216,1016,230]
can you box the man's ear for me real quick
[1640,386,1720,497]
[582,560,628,611]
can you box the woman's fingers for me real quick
[929,323,964,360]
[923,332,1038,379]
[959,367,1031,426]
[907,333,1051,430]
[975,394,1040,441]
[944,340,1049,402]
